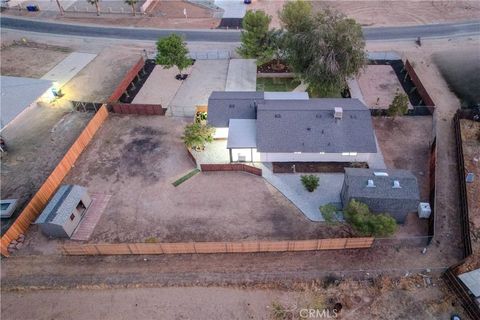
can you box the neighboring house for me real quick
[207,91,378,165]
[0,76,53,131]
[35,185,92,238]
[340,168,420,223]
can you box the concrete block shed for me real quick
[35,185,92,238]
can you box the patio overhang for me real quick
[227,119,257,149]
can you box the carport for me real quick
[227,119,258,162]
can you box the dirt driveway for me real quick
[49,115,340,244]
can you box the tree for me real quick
[55,0,64,16]
[156,34,193,79]
[387,91,409,119]
[237,10,275,65]
[320,203,340,225]
[268,29,288,71]
[124,0,137,16]
[300,175,320,192]
[182,123,215,151]
[279,0,313,34]
[343,199,397,237]
[280,3,366,96]
[86,0,101,16]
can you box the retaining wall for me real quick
[200,163,262,176]
[0,105,109,256]
[110,103,166,115]
[61,237,374,255]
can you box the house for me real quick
[0,76,53,131]
[207,91,378,165]
[340,168,420,223]
[35,185,92,238]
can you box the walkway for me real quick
[259,163,344,222]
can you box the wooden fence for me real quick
[405,60,435,107]
[200,163,262,176]
[0,105,109,257]
[110,103,166,115]
[61,237,374,255]
[107,57,145,103]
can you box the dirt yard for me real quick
[60,47,142,102]
[357,65,406,109]
[0,41,71,78]
[0,274,466,320]
[0,102,93,235]
[251,0,480,28]
[460,119,480,257]
[27,115,342,245]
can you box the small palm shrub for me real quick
[301,175,319,192]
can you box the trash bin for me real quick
[26,5,39,11]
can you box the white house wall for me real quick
[213,127,229,139]
[259,152,374,164]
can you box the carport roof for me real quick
[227,119,257,149]
[0,76,53,130]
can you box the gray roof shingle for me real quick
[256,99,377,153]
[343,168,420,200]
[207,91,263,127]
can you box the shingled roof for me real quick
[343,168,420,200]
[207,91,263,127]
[256,99,377,153]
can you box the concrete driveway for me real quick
[169,60,228,116]
[225,59,257,91]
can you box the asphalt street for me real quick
[1,16,479,42]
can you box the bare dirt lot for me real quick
[252,0,480,28]
[0,274,466,320]
[61,47,142,102]
[24,115,342,246]
[0,102,92,235]
[0,42,71,78]
[460,119,480,256]
[357,65,406,109]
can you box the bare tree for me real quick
[124,0,138,16]
[86,0,101,16]
[55,0,64,16]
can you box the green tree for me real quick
[86,0,101,16]
[124,0,137,16]
[156,34,193,79]
[320,203,340,225]
[268,29,288,71]
[280,3,366,96]
[237,10,275,65]
[279,0,313,34]
[182,123,215,151]
[301,175,320,192]
[387,91,409,119]
[343,199,397,237]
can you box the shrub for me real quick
[182,123,215,151]
[387,91,409,119]
[301,174,319,192]
[343,199,397,237]
[319,203,339,225]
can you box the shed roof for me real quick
[227,119,257,148]
[35,185,88,225]
[256,99,377,153]
[458,268,480,297]
[343,168,420,200]
[264,92,309,100]
[1,76,52,130]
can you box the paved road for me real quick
[1,16,479,42]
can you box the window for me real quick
[342,152,357,156]
[70,213,75,221]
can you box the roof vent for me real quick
[334,107,343,120]
[316,114,322,118]
[306,127,311,131]
[229,104,235,108]
[374,172,389,177]
[367,179,375,188]
[274,114,281,118]
[392,180,401,188]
